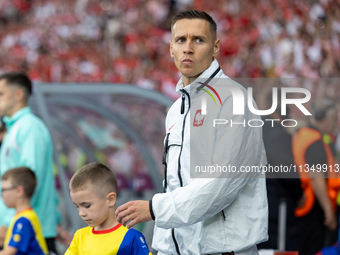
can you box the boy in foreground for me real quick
[0,167,48,255]
[65,163,152,255]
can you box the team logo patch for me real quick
[193,110,205,127]
[13,234,21,243]
[17,223,23,231]
[140,236,145,243]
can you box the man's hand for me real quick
[324,208,337,231]
[310,177,337,231]
[57,225,73,247]
[115,200,152,229]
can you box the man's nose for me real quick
[183,41,194,54]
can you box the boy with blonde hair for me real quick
[0,167,48,255]
[65,163,152,255]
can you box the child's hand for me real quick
[0,246,17,255]
[115,200,152,229]
[57,225,73,247]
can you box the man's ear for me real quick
[107,192,117,207]
[170,41,174,58]
[213,39,220,58]
[14,88,25,103]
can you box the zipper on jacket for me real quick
[169,68,221,254]
[196,67,221,93]
[162,133,170,193]
[177,89,190,187]
[180,93,185,114]
[222,210,226,221]
[177,67,221,187]
[172,229,181,255]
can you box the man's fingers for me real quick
[324,214,337,231]
[115,200,150,227]
[117,203,139,224]
[121,216,129,227]
[121,213,136,227]
[120,211,142,228]
[116,202,134,222]
[330,219,337,230]
[117,210,129,223]
[115,202,131,217]
[126,218,140,229]
[117,210,130,224]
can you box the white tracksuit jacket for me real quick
[151,59,268,255]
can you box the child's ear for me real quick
[16,185,25,198]
[106,192,116,207]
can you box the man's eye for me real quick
[84,205,91,208]
[196,38,203,43]
[178,38,185,43]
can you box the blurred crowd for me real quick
[2,0,340,182]
[1,0,340,100]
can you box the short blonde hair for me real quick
[69,163,118,198]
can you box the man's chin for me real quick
[181,72,200,80]
[0,112,8,117]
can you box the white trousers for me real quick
[157,244,258,255]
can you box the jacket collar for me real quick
[3,107,31,128]
[175,59,222,93]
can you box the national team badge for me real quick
[193,110,205,127]
[140,236,145,243]
[17,223,23,231]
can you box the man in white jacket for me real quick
[116,10,268,255]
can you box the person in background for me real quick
[0,119,5,147]
[0,72,72,254]
[0,167,48,255]
[258,90,303,250]
[293,98,340,255]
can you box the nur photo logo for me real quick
[194,81,313,128]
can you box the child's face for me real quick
[70,185,116,230]
[1,179,17,208]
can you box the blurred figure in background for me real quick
[1,167,48,255]
[293,98,340,255]
[258,89,303,250]
[0,72,71,254]
[0,119,5,147]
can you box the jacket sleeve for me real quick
[152,95,266,229]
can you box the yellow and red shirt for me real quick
[65,224,152,255]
